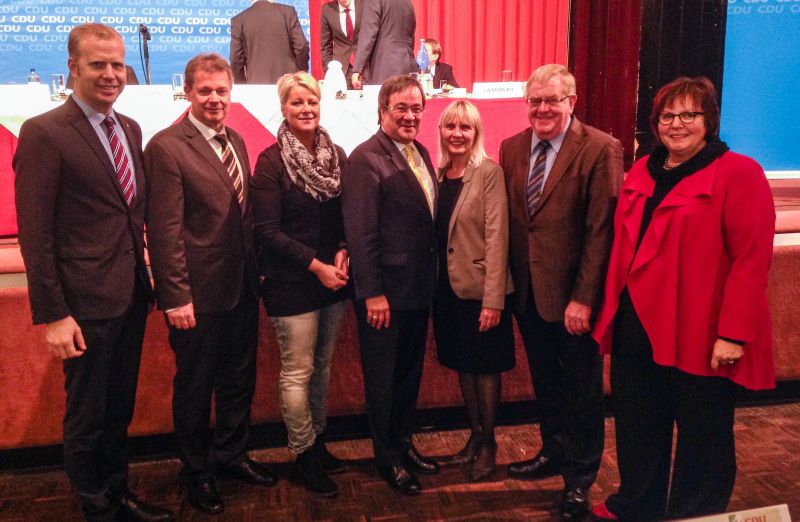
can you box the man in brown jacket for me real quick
[500,64,623,520]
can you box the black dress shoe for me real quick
[186,478,224,515]
[446,433,483,465]
[378,464,422,496]
[313,436,347,474]
[507,452,563,480]
[118,493,174,522]
[559,487,590,520]
[218,458,278,486]
[297,447,338,498]
[402,446,440,475]
[469,441,496,482]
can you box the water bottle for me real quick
[28,68,40,85]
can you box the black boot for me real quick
[314,435,346,474]
[297,447,338,498]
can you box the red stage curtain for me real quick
[308,0,570,91]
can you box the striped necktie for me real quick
[403,144,433,212]
[526,140,551,217]
[102,116,135,206]
[213,134,244,205]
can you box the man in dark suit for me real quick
[144,53,275,515]
[320,0,361,89]
[351,0,417,88]
[13,23,173,522]
[230,0,309,84]
[500,64,623,520]
[341,75,440,495]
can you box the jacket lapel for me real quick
[378,131,432,215]
[181,117,239,204]
[510,128,532,220]
[448,164,474,237]
[117,113,145,210]
[534,119,583,217]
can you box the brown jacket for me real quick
[500,119,623,321]
[441,159,512,309]
[144,116,258,313]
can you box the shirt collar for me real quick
[72,93,116,128]
[530,116,572,155]
[188,111,226,142]
[339,0,354,13]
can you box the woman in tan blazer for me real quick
[433,101,515,481]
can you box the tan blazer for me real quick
[500,119,623,321]
[442,159,513,310]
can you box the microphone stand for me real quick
[139,24,152,85]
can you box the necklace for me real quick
[663,154,678,170]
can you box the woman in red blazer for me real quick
[590,77,775,521]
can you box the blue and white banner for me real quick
[0,0,310,86]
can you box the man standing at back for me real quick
[320,0,362,89]
[230,0,310,84]
[145,53,274,516]
[351,0,417,88]
[342,75,440,495]
[14,23,173,522]
[500,64,623,520]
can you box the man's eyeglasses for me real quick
[385,104,424,116]
[526,95,571,108]
[658,111,704,125]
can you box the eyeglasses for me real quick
[658,111,704,125]
[526,95,571,108]
[385,104,424,116]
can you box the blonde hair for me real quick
[437,100,488,171]
[277,72,321,106]
[525,63,576,97]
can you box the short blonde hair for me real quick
[68,23,122,59]
[437,100,488,171]
[525,63,576,97]
[277,72,321,106]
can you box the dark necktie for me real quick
[102,116,135,206]
[213,134,243,205]
[526,140,551,217]
[344,7,355,66]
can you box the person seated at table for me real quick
[424,38,459,89]
[432,100,514,481]
[250,71,350,499]
[590,76,776,521]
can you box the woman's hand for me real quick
[334,248,349,274]
[309,258,348,290]
[710,338,745,370]
[478,307,501,332]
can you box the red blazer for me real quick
[592,151,776,390]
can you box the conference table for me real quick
[0,84,529,237]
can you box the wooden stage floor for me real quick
[1,402,798,521]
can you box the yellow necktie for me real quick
[403,145,433,212]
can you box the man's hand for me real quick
[166,302,196,329]
[564,300,591,335]
[352,73,363,89]
[478,307,501,332]
[365,294,390,329]
[45,316,86,359]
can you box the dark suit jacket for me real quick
[13,96,152,324]
[342,129,438,310]
[144,116,258,314]
[352,0,418,84]
[230,1,310,84]
[250,142,348,316]
[320,0,361,77]
[432,62,458,88]
[500,119,623,321]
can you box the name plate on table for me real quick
[677,504,791,522]
[472,82,524,99]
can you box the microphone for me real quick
[139,23,151,41]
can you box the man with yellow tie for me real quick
[342,75,440,495]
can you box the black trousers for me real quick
[63,282,149,522]
[169,295,259,481]
[514,289,605,489]
[354,301,429,467]
[607,354,737,521]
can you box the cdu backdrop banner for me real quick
[0,0,311,85]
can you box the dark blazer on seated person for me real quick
[432,62,458,88]
[442,158,512,309]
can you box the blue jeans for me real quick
[270,300,347,453]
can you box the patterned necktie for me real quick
[526,140,551,217]
[213,134,244,205]
[403,145,433,212]
[102,116,135,206]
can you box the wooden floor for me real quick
[1,402,799,521]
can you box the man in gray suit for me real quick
[230,0,310,84]
[351,0,418,88]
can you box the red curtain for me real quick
[308,0,570,91]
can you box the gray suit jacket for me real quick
[320,0,362,75]
[352,0,418,84]
[230,1,310,84]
